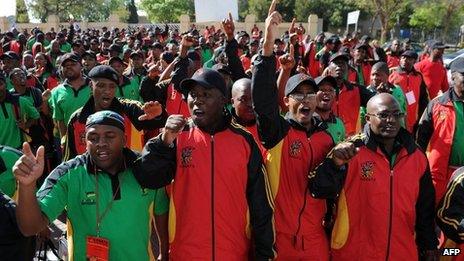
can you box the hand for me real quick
[279,44,295,71]
[263,0,282,56]
[13,142,45,187]
[222,12,235,41]
[332,142,359,167]
[42,89,51,102]
[180,34,195,48]
[139,101,163,121]
[289,18,296,34]
[296,65,307,74]
[161,115,187,145]
[376,82,392,94]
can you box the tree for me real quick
[29,0,127,22]
[140,0,194,23]
[126,0,139,23]
[16,0,30,23]
[410,0,464,42]
[294,0,360,31]
[248,0,295,22]
[355,0,411,43]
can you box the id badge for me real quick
[405,91,416,105]
[86,236,109,261]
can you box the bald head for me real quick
[231,78,251,97]
[371,62,389,75]
[366,93,400,114]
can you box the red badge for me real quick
[86,236,109,261]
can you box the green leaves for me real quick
[140,0,194,23]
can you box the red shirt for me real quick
[414,58,449,99]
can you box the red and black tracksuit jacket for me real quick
[417,89,461,204]
[389,67,429,133]
[64,96,166,161]
[133,116,276,260]
[310,125,438,260]
[252,54,335,260]
[332,80,374,137]
[437,167,464,260]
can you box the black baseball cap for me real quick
[401,50,418,60]
[108,56,125,65]
[109,44,123,53]
[211,63,232,75]
[285,73,318,96]
[88,65,119,84]
[315,75,337,89]
[354,43,369,51]
[450,57,464,73]
[180,68,227,96]
[431,41,447,49]
[60,52,81,65]
[129,50,144,59]
[329,52,351,63]
[151,42,163,49]
[82,50,97,60]
[0,51,20,60]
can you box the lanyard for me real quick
[94,161,125,237]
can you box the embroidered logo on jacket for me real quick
[289,140,303,158]
[360,161,375,181]
[81,191,96,205]
[181,146,195,167]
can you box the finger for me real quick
[20,154,36,169]
[16,162,34,176]
[22,142,34,158]
[36,146,45,164]
[268,0,277,17]
[228,12,233,22]
[290,18,296,30]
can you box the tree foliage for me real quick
[294,0,360,30]
[29,0,128,22]
[140,0,194,23]
[16,0,30,23]
[409,0,464,41]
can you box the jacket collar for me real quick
[436,88,463,105]
[363,123,416,155]
[285,112,328,136]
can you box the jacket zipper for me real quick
[385,169,393,261]
[385,154,407,260]
[210,135,216,261]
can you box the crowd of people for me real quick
[1,0,464,260]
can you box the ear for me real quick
[365,113,371,124]
[283,96,290,107]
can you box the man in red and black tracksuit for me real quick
[310,93,438,260]
[64,65,166,160]
[328,52,374,136]
[133,68,275,260]
[417,57,464,204]
[437,167,464,260]
[350,43,372,86]
[389,50,429,133]
[251,8,334,259]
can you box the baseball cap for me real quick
[329,52,351,63]
[60,52,81,65]
[129,50,144,59]
[431,41,446,49]
[354,43,369,51]
[109,44,123,53]
[108,56,125,65]
[82,50,97,60]
[88,65,119,84]
[211,63,232,75]
[315,75,337,89]
[0,51,20,60]
[450,57,464,73]
[180,68,227,96]
[401,50,418,60]
[285,73,318,96]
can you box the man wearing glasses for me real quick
[251,3,335,258]
[310,93,438,260]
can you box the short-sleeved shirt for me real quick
[48,78,91,124]
[0,94,40,149]
[37,151,156,261]
[116,76,141,102]
[0,146,22,198]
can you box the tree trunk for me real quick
[379,14,390,44]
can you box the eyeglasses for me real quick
[318,89,336,95]
[366,111,405,121]
[289,93,317,102]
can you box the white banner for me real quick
[194,0,238,23]
[347,10,360,25]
